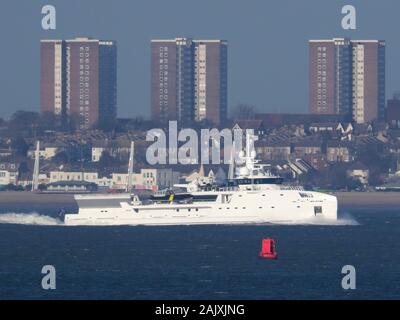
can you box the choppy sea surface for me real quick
[0,203,399,300]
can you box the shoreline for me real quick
[0,191,399,208]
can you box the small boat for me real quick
[259,238,278,259]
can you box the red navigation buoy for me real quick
[259,238,278,259]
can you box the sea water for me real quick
[0,205,399,300]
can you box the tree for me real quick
[346,177,363,191]
[9,110,40,134]
[98,151,115,168]
[53,151,69,165]
[38,111,61,132]
[231,104,257,121]
[95,118,117,132]
[11,136,29,156]
[38,184,47,191]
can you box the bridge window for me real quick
[299,192,313,198]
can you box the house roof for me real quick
[293,138,322,148]
[255,139,291,147]
[353,123,373,134]
[92,139,132,148]
[232,119,264,130]
[326,140,355,148]
[309,122,339,128]
[347,162,369,171]
[0,163,18,172]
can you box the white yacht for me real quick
[62,143,337,226]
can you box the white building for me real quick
[91,140,132,162]
[111,168,180,190]
[49,171,99,184]
[47,168,181,191]
[0,163,18,186]
[28,141,68,160]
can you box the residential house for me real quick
[346,162,369,185]
[353,123,373,136]
[255,139,291,161]
[28,140,69,160]
[232,120,267,138]
[0,163,18,186]
[91,139,132,162]
[326,140,355,162]
[46,181,97,193]
[293,138,323,157]
[309,122,341,134]
[111,168,180,191]
[49,171,99,184]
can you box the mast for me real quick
[126,141,134,192]
[31,141,40,192]
[228,144,235,180]
[245,131,256,190]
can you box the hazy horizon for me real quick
[0,0,398,120]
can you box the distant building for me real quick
[351,40,386,124]
[309,38,385,123]
[387,95,400,128]
[232,120,266,138]
[254,113,349,128]
[41,38,117,130]
[309,38,353,116]
[0,163,18,186]
[27,141,69,160]
[111,168,180,191]
[46,181,97,193]
[326,141,355,163]
[91,140,132,162]
[347,162,369,185]
[293,138,323,157]
[48,168,180,191]
[49,171,99,184]
[151,38,227,126]
[255,140,291,161]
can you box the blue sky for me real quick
[0,0,397,119]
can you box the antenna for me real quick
[126,141,134,192]
[31,141,40,192]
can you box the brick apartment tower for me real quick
[41,38,117,130]
[41,40,67,117]
[309,38,353,117]
[151,38,227,126]
[309,38,385,123]
[351,40,385,124]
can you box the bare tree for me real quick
[231,104,257,120]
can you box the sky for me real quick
[0,0,398,119]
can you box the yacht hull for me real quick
[63,191,338,226]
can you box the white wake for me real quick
[0,213,62,226]
[268,213,359,226]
